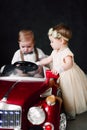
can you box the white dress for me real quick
[51,47,87,117]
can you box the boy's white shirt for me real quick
[11,48,46,64]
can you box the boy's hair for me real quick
[53,23,72,40]
[18,29,35,42]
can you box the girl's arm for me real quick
[37,55,52,66]
[62,55,73,70]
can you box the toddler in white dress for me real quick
[37,23,87,119]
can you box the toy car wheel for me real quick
[57,87,62,98]
[59,113,67,130]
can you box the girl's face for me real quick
[19,40,34,54]
[49,36,62,50]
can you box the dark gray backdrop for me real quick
[0,0,87,73]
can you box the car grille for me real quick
[0,102,21,129]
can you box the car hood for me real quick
[0,78,48,107]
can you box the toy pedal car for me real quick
[0,61,67,130]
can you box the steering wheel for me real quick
[13,61,38,72]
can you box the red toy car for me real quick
[0,61,67,130]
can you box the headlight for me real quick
[27,106,46,125]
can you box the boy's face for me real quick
[19,40,34,54]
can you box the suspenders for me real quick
[20,47,39,62]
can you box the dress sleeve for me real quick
[62,48,74,59]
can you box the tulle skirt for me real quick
[59,63,87,117]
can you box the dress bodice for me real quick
[51,47,74,70]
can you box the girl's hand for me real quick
[51,65,64,74]
[51,69,59,75]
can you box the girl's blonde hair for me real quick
[48,23,72,41]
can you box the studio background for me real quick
[0,0,87,73]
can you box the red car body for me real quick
[0,63,66,130]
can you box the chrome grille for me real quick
[0,102,21,129]
[0,110,21,128]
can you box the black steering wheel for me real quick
[13,61,38,72]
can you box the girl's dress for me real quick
[51,47,87,117]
